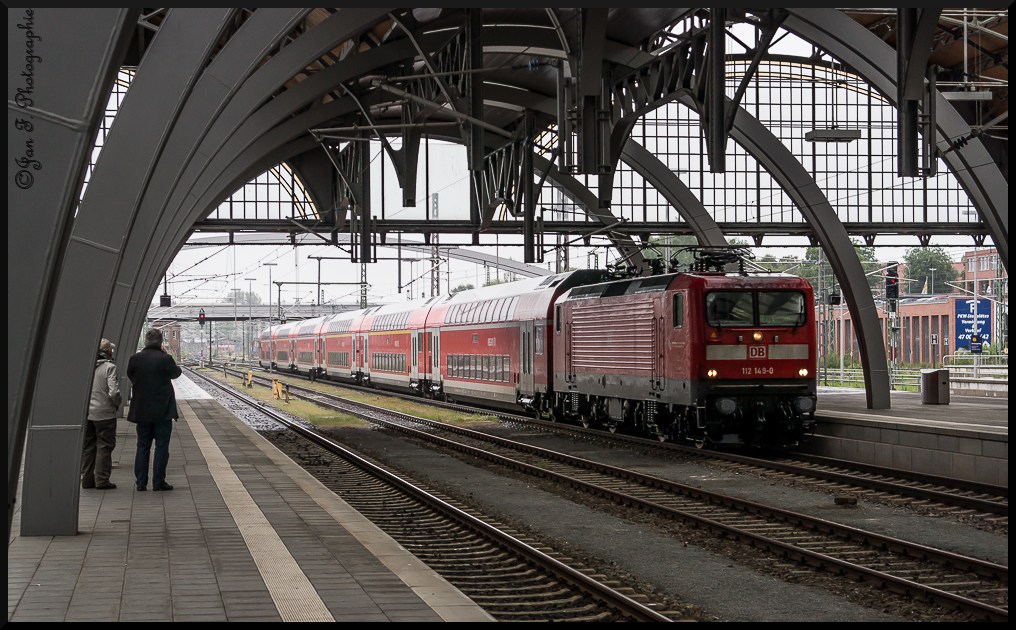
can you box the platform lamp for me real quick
[263,263,276,376]
[230,288,241,361]
[245,277,256,361]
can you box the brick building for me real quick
[956,247,1005,296]
[823,294,999,368]
[151,322,181,358]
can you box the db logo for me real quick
[487,338,496,347]
[748,346,767,359]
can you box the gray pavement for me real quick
[8,380,491,623]
[818,387,1008,432]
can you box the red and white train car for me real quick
[256,268,816,447]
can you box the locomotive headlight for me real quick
[753,332,763,342]
[707,369,718,378]
[715,397,737,415]
[798,368,809,377]
[794,396,816,413]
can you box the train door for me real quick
[411,332,418,380]
[521,321,535,394]
[417,331,429,379]
[431,331,440,382]
[565,322,574,383]
[651,301,665,391]
[356,335,363,368]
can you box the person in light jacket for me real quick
[83,339,121,490]
[127,328,182,491]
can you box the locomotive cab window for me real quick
[705,291,754,327]
[673,293,683,328]
[758,291,806,327]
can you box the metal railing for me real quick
[819,366,1008,391]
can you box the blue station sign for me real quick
[954,298,992,349]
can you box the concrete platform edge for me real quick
[214,406,495,622]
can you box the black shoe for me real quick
[82,481,95,489]
[95,482,117,490]
[136,485,147,491]
[153,483,174,491]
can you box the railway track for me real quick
[206,365,1009,620]
[185,367,676,622]
[218,362,1008,520]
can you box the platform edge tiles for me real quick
[196,399,495,622]
[805,414,1007,487]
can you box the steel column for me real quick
[19,8,234,536]
[8,8,138,538]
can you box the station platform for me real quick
[806,387,1007,486]
[8,375,493,623]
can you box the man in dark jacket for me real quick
[82,338,121,489]
[128,328,182,491]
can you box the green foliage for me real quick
[451,283,475,293]
[903,246,958,294]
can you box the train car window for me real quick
[482,356,488,381]
[705,291,754,327]
[495,356,502,382]
[758,291,807,327]
[412,336,417,366]
[673,293,684,328]
[504,355,510,382]
[433,335,439,367]
[507,296,519,320]
[535,326,544,355]
[471,355,478,380]
[556,306,561,332]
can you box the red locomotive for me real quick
[258,266,816,447]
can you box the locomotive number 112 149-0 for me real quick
[742,366,775,375]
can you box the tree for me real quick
[903,247,958,295]
[221,290,261,305]
[640,235,701,272]
[800,242,881,293]
[451,283,474,294]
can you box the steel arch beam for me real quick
[103,7,310,390]
[108,10,396,379]
[18,8,236,536]
[712,96,892,409]
[488,70,892,409]
[8,7,139,538]
[114,100,359,380]
[784,8,1008,271]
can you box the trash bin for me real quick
[921,369,950,405]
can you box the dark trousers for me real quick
[81,419,117,486]
[134,420,172,488]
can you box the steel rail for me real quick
[222,363,1008,515]
[213,366,1009,620]
[185,367,673,623]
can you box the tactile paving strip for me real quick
[187,413,334,622]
